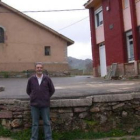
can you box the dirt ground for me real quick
[1,136,140,140]
[77,136,140,140]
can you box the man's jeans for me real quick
[31,106,52,140]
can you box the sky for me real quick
[2,0,92,60]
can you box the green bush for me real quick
[0,71,9,78]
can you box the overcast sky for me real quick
[3,0,92,60]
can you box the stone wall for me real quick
[0,70,70,78]
[124,63,135,76]
[69,69,83,75]
[1,93,140,133]
[0,63,69,74]
[94,61,140,77]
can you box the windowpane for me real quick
[95,7,103,27]
[130,44,134,60]
[130,41,133,45]
[126,31,134,62]
[124,0,129,8]
[96,14,100,27]
[44,46,50,56]
[98,11,103,25]
[0,27,4,43]
[128,35,133,40]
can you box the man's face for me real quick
[35,64,43,75]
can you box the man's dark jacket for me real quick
[26,75,55,107]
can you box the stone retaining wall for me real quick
[0,70,70,78]
[94,61,140,77]
[1,93,140,133]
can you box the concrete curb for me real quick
[50,98,92,107]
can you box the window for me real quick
[95,7,103,28]
[44,46,50,56]
[0,27,4,43]
[126,31,134,62]
[99,42,104,47]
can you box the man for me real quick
[26,62,55,140]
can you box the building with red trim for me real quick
[85,0,140,77]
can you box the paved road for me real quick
[0,76,140,99]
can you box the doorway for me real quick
[99,44,107,77]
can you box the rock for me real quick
[127,128,135,134]
[100,115,107,124]
[1,119,11,129]
[74,107,88,113]
[59,113,73,121]
[11,119,22,128]
[24,123,31,128]
[122,111,128,117]
[112,103,125,110]
[0,86,5,92]
[0,111,12,119]
[63,71,70,75]
[90,107,100,112]
[51,98,92,107]
[13,115,23,118]
[79,112,88,119]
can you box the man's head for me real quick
[35,62,43,76]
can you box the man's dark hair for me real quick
[35,62,43,67]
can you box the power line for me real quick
[24,9,87,13]
[0,7,89,31]
[0,8,87,13]
[58,17,89,31]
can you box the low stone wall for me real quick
[0,62,69,72]
[1,93,140,133]
[94,61,140,77]
[70,69,83,75]
[0,70,70,78]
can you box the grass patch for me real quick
[0,125,140,140]
[0,71,9,78]
[0,125,11,137]
[132,127,140,136]
[84,119,98,126]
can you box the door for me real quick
[126,31,134,62]
[99,44,107,77]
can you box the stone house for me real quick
[85,0,140,77]
[0,1,74,73]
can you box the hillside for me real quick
[68,57,93,73]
